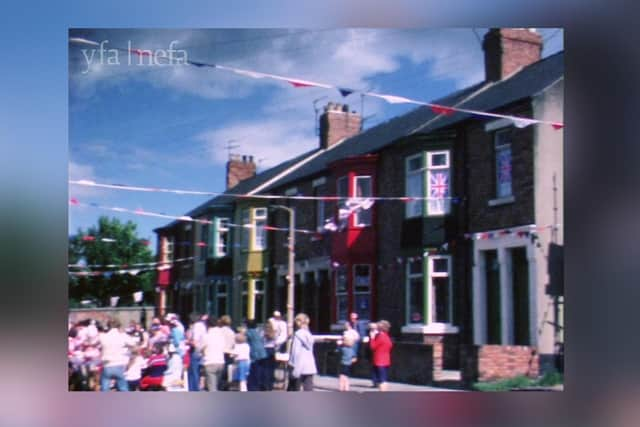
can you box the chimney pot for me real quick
[319,101,362,150]
[226,153,256,189]
[483,28,543,81]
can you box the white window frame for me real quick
[162,236,175,263]
[252,208,267,251]
[213,217,230,258]
[405,257,424,325]
[427,255,453,324]
[405,153,425,218]
[353,176,373,227]
[426,150,451,216]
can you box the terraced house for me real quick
[156,28,563,384]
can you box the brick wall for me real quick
[314,340,434,385]
[461,344,539,384]
[464,110,536,232]
[270,177,333,266]
[320,103,362,149]
[483,28,542,81]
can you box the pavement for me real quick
[312,375,463,392]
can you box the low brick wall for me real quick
[314,340,434,385]
[461,344,539,385]
[69,306,156,331]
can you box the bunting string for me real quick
[69,180,461,202]
[69,198,319,235]
[69,38,563,129]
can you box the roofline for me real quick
[248,137,349,195]
[408,80,495,135]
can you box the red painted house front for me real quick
[329,155,378,325]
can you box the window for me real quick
[354,176,372,226]
[212,217,230,258]
[353,264,371,320]
[254,279,265,323]
[315,187,325,232]
[406,257,424,324]
[200,223,209,261]
[216,281,227,316]
[429,255,452,323]
[405,154,424,218]
[240,209,250,249]
[337,176,349,217]
[335,266,348,322]
[253,208,267,250]
[426,151,451,216]
[241,280,248,320]
[162,236,174,262]
[495,129,512,198]
[406,255,453,325]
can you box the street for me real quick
[312,375,462,392]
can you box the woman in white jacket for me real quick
[287,313,317,391]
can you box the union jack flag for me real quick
[430,172,449,198]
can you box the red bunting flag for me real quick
[69,198,79,205]
[197,242,206,247]
[288,80,314,88]
[82,235,95,241]
[430,105,456,116]
[552,123,564,130]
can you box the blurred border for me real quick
[2,1,639,427]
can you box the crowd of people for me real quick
[68,310,394,392]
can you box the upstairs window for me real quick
[405,154,425,218]
[354,176,372,226]
[162,236,174,263]
[200,223,209,261]
[494,129,513,198]
[212,217,230,258]
[240,209,250,249]
[426,151,451,216]
[253,208,267,251]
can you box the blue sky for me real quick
[68,28,563,252]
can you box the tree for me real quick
[69,216,154,307]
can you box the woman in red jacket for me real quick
[368,320,392,392]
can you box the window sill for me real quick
[488,195,515,207]
[401,323,459,335]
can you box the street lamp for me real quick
[270,204,296,351]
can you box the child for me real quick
[232,333,250,392]
[337,321,359,392]
[125,347,145,391]
[163,344,185,392]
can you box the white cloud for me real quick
[195,118,317,169]
[68,160,101,199]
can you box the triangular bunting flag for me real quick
[430,105,456,116]
[288,80,315,88]
[552,123,564,130]
[338,88,355,97]
[511,117,537,128]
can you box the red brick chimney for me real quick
[319,102,362,149]
[483,28,543,81]
[226,154,256,189]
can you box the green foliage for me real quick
[473,372,563,391]
[69,216,154,307]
